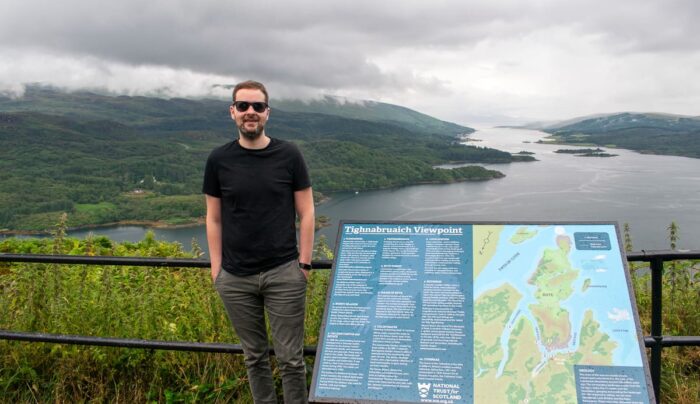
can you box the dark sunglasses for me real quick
[233,101,268,113]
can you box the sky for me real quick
[1,0,699,126]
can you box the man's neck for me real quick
[238,133,271,150]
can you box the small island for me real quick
[510,227,538,244]
[510,151,537,162]
[582,278,592,292]
[554,148,617,157]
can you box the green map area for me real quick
[472,225,638,403]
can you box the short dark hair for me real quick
[232,80,269,103]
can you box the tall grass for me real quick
[626,222,700,404]
[1,223,697,402]
[0,226,332,403]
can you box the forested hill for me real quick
[0,86,526,232]
[541,112,700,158]
[273,96,472,136]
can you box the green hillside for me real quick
[542,112,700,158]
[0,87,527,232]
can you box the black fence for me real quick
[1,251,699,403]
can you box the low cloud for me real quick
[1,0,699,124]
[0,49,236,99]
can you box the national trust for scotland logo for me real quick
[417,382,431,399]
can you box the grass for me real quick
[0,229,332,403]
[630,259,700,403]
[626,222,700,404]
[74,202,118,214]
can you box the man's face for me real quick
[231,88,269,140]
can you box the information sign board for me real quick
[309,222,654,404]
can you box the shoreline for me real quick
[315,172,505,195]
[1,169,504,236]
[1,215,335,237]
[536,135,700,160]
[0,218,207,237]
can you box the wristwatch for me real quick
[298,262,312,270]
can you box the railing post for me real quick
[650,257,664,403]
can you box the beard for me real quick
[238,116,264,139]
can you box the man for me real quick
[202,80,314,403]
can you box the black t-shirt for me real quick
[202,138,311,276]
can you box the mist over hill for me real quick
[273,96,472,136]
[545,112,700,132]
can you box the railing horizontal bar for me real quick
[0,254,333,269]
[3,251,699,268]
[644,336,700,347]
[626,250,700,261]
[4,330,700,355]
[0,330,318,356]
[0,254,209,267]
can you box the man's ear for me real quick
[229,105,236,119]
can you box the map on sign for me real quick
[472,224,648,403]
[310,222,653,404]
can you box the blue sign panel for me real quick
[312,223,473,403]
[309,222,654,404]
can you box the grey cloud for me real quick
[1,0,699,103]
[1,0,414,91]
[0,0,560,92]
[541,0,700,54]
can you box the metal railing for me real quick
[625,250,700,402]
[1,251,699,403]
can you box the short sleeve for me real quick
[291,144,311,191]
[202,154,222,197]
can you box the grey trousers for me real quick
[215,259,308,404]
